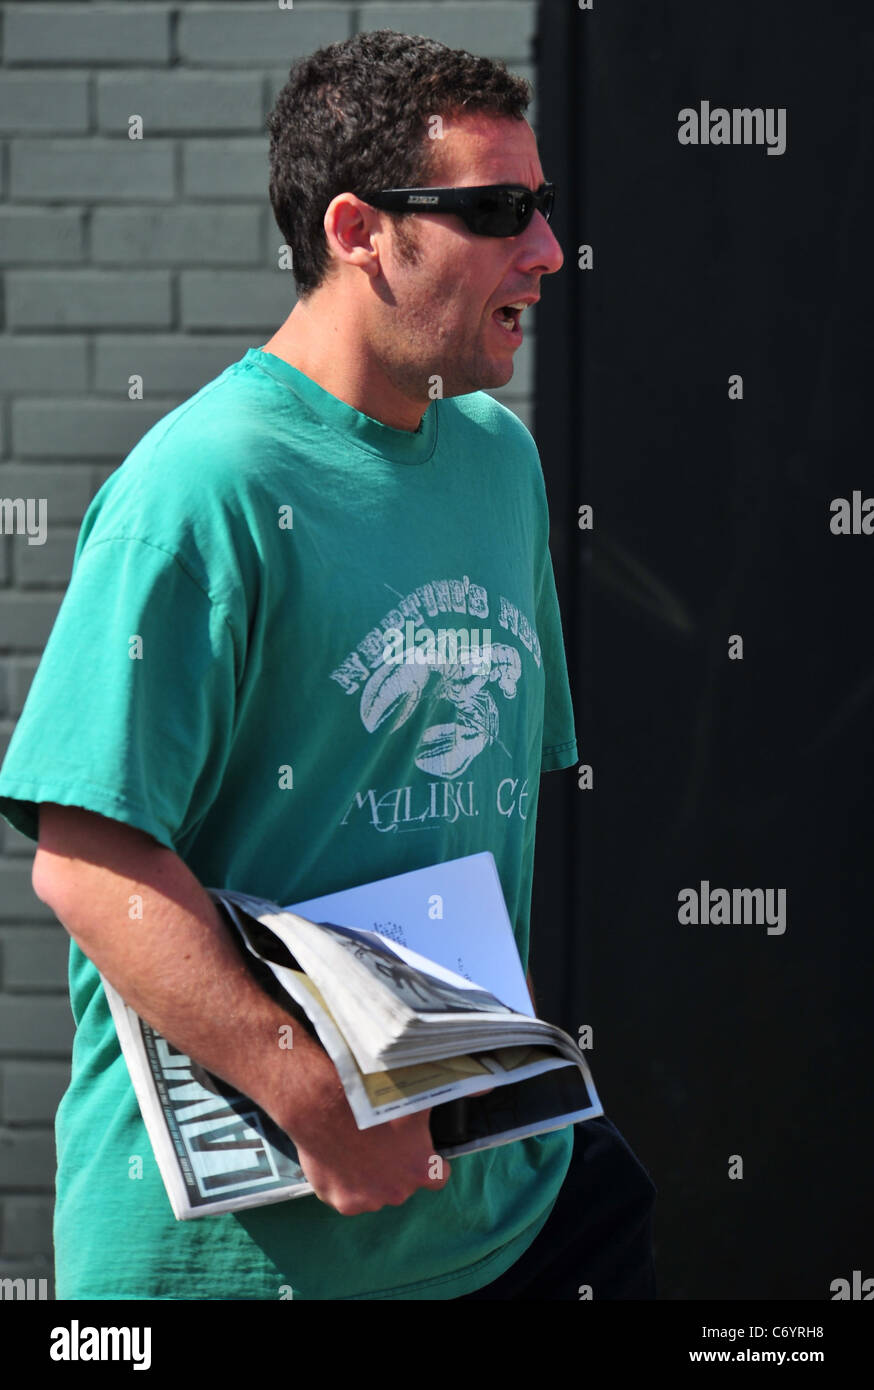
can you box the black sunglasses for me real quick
[355,182,556,238]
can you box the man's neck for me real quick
[260,299,426,433]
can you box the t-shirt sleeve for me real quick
[0,535,240,851]
[535,540,579,773]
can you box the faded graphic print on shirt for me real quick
[330,574,541,802]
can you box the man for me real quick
[0,29,655,1299]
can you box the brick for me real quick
[0,996,74,1055]
[2,1062,69,1125]
[0,594,64,654]
[12,400,174,458]
[0,1129,56,1188]
[0,340,88,394]
[10,140,174,202]
[94,335,254,395]
[14,526,78,589]
[360,5,535,63]
[182,139,268,199]
[0,73,89,134]
[181,270,293,330]
[90,465,118,492]
[0,465,94,523]
[7,271,172,330]
[92,206,262,266]
[97,72,262,134]
[5,6,170,66]
[6,658,40,716]
[1,1196,54,1256]
[1,928,69,991]
[0,209,85,264]
[179,5,348,65]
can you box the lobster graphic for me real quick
[359,643,522,779]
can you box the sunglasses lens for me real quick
[482,189,551,236]
[467,188,521,237]
[458,186,555,236]
[513,192,534,232]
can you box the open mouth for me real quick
[492,303,523,336]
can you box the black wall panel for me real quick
[533,0,873,1299]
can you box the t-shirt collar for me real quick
[247,347,438,466]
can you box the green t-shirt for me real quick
[0,347,579,1300]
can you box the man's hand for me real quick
[290,1066,451,1215]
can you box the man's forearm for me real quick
[32,808,337,1140]
[33,805,452,1215]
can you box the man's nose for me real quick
[524,211,564,274]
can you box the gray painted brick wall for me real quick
[0,0,538,1295]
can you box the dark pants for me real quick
[456,1116,657,1300]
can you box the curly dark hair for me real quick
[267,29,532,298]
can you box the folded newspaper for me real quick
[102,852,603,1219]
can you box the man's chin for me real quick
[435,355,516,398]
[466,358,516,393]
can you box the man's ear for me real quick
[323,193,383,278]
